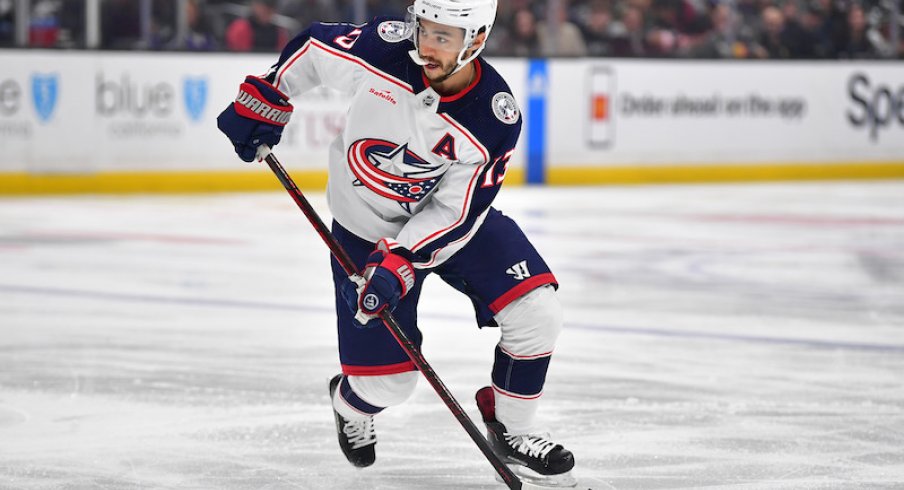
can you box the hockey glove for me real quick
[216,75,293,162]
[341,240,416,329]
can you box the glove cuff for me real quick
[244,75,290,101]
[375,238,416,263]
[233,76,293,126]
[375,238,416,297]
[381,253,415,297]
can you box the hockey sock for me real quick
[491,345,552,435]
[332,376,386,420]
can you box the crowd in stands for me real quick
[1,0,902,59]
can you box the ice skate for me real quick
[476,386,577,488]
[329,374,377,468]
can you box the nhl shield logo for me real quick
[183,77,208,122]
[31,73,58,123]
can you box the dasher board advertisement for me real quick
[548,60,904,167]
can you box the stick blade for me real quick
[519,476,614,490]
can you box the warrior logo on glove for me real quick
[217,75,293,162]
[362,294,380,310]
[234,83,293,125]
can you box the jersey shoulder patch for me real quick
[491,92,520,125]
[377,20,412,43]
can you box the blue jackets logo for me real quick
[347,138,445,213]
[183,77,208,122]
[31,73,58,123]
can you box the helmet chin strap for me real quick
[408,49,429,66]
[408,46,473,80]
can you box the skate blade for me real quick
[494,464,578,488]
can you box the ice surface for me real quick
[1,182,903,489]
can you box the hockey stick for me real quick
[260,148,526,490]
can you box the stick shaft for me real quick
[263,151,522,490]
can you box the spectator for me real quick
[800,5,833,58]
[645,0,684,57]
[610,5,650,57]
[505,8,543,57]
[579,0,617,56]
[225,0,289,52]
[832,3,882,58]
[781,2,831,58]
[734,0,765,28]
[145,0,178,49]
[685,3,753,58]
[173,0,218,51]
[101,0,141,49]
[336,0,397,24]
[820,0,850,53]
[4,0,897,60]
[752,6,792,58]
[483,0,523,55]
[29,0,60,48]
[0,0,14,46]
[57,1,86,48]
[280,0,340,29]
[539,0,587,56]
[645,0,680,56]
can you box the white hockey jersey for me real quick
[264,17,522,269]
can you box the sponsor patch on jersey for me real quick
[492,93,520,125]
[378,21,411,43]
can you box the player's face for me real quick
[417,19,466,82]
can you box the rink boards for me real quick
[1,50,903,194]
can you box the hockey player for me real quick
[217,0,576,486]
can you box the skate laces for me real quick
[342,417,376,449]
[505,432,557,459]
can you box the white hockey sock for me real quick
[332,385,372,421]
[332,371,419,421]
[495,390,540,435]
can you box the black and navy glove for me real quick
[341,240,416,329]
[216,75,293,162]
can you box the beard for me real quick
[421,54,458,83]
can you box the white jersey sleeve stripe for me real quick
[275,40,312,88]
[416,208,490,268]
[409,160,488,252]
[438,113,490,165]
[277,38,414,96]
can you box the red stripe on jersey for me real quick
[498,344,553,360]
[420,58,483,103]
[488,273,558,314]
[275,42,311,88]
[410,160,486,253]
[342,361,417,376]
[415,211,485,268]
[438,113,490,164]
[352,140,425,184]
[336,389,375,417]
[492,384,543,400]
[277,38,414,94]
[346,140,419,203]
[406,114,491,255]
